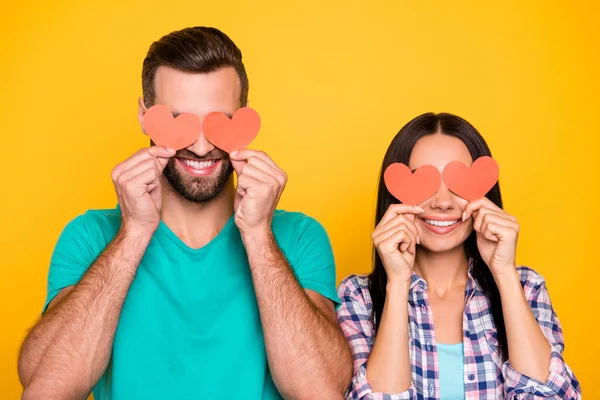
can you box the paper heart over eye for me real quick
[442,156,499,201]
[143,105,202,150]
[384,163,441,205]
[203,107,261,153]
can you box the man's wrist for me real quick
[240,225,281,272]
[240,224,274,246]
[115,224,154,262]
[119,222,156,242]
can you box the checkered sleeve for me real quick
[336,275,417,400]
[502,268,582,399]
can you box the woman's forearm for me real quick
[496,269,551,382]
[366,280,412,393]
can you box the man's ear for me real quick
[138,97,148,134]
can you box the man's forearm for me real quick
[242,230,352,399]
[496,270,551,382]
[19,228,151,399]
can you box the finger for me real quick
[472,206,517,224]
[230,149,278,170]
[375,224,416,246]
[400,226,418,254]
[123,167,160,196]
[116,159,160,188]
[118,158,159,179]
[147,145,177,159]
[374,215,420,244]
[238,163,273,184]
[230,159,247,176]
[374,225,417,254]
[139,154,166,177]
[472,207,504,232]
[155,155,172,170]
[113,147,174,178]
[147,183,160,193]
[474,208,517,234]
[378,215,419,239]
[246,156,286,185]
[127,147,175,169]
[480,222,502,242]
[379,204,424,226]
[381,229,415,255]
[479,214,519,241]
[462,197,501,221]
[236,174,262,197]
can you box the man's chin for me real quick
[163,161,233,204]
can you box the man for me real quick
[18,26,352,400]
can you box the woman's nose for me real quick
[429,182,455,210]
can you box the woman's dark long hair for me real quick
[368,112,508,360]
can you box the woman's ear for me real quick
[138,97,148,134]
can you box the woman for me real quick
[336,113,581,399]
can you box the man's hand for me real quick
[111,146,175,235]
[229,149,287,236]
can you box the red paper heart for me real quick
[143,105,201,150]
[384,163,441,205]
[202,107,261,153]
[442,156,499,201]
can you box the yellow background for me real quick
[1,0,598,397]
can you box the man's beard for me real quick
[162,150,234,203]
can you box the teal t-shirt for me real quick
[437,342,466,400]
[44,207,339,400]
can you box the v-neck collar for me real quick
[155,213,237,255]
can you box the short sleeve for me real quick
[289,216,340,305]
[43,215,100,312]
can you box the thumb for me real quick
[478,229,499,242]
[156,156,171,171]
[405,213,416,223]
[230,159,246,176]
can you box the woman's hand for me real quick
[463,197,520,278]
[372,204,423,284]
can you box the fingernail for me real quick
[462,211,466,221]
[166,147,176,153]
[415,206,425,212]
[230,150,238,157]
[417,236,421,245]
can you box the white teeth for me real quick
[424,219,458,227]
[181,159,217,169]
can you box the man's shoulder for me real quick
[272,209,326,237]
[60,206,122,242]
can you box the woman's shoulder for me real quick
[516,265,547,286]
[337,274,371,301]
[515,266,553,298]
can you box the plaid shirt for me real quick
[336,266,581,399]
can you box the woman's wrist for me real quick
[386,278,412,296]
[493,266,521,293]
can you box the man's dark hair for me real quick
[142,26,249,107]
